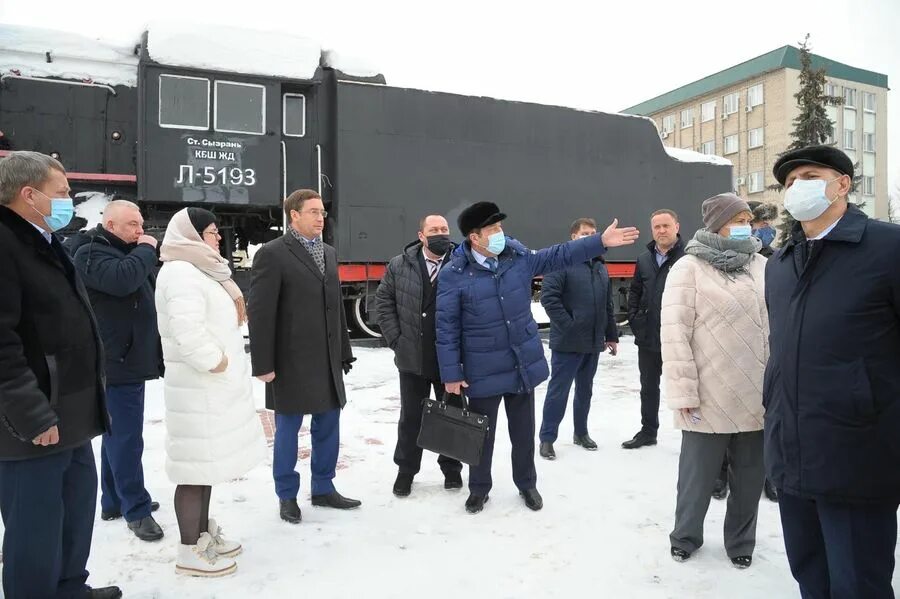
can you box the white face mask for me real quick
[783,177,840,222]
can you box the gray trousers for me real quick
[670,430,765,558]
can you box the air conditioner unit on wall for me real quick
[736,177,746,185]
[746,106,754,113]
[722,113,729,120]
[661,132,670,139]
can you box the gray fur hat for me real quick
[747,201,778,223]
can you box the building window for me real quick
[701,101,716,122]
[748,128,764,149]
[724,134,739,155]
[863,92,876,112]
[747,84,764,107]
[824,82,838,97]
[283,94,306,137]
[700,141,716,155]
[863,132,875,153]
[158,74,210,130]
[843,129,856,150]
[214,81,265,135]
[680,108,693,129]
[843,88,857,109]
[724,92,739,115]
[748,171,764,194]
[863,176,875,196]
[662,115,675,134]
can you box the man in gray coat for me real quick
[376,214,463,497]
[249,189,360,524]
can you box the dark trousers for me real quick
[395,372,462,476]
[467,392,537,496]
[539,351,600,442]
[637,348,663,435]
[779,492,898,599]
[0,443,97,599]
[273,408,340,499]
[100,382,152,522]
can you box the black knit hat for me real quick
[773,145,854,186]
[458,202,507,237]
[186,207,217,236]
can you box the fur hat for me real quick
[457,202,506,237]
[747,201,778,223]
[773,145,854,186]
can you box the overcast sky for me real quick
[2,0,898,188]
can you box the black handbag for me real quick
[417,390,490,466]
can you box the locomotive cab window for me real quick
[283,94,306,137]
[215,81,265,135]
[158,74,210,130]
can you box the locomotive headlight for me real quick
[111,131,122,141]
[50,152,60,159]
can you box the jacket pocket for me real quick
[45,354,60,408]
[805,359,876,426]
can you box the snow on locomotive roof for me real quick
[321,48,381,79]
[146,21,322,81]
[0,24,138,87]
[664,146,732,167]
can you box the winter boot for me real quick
[208,518,242,557]
[175,532,237,577]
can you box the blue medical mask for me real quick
[486,231,506,254]
[729,224,752,240]
[783,178,840,222]
[31,189,74,232]
[754,225,776,247]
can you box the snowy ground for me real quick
[2,339,898,598]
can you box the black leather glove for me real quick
[342,358,357,375]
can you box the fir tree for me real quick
[774,34,844,244]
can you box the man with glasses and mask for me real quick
[765,145,900,598]
[0,151,122,598]
[249,189,360,525]
[375,214,464,497]
[436,201,639,514]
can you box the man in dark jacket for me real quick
[437,202,638,514]
[249,189,360,524]
[375,214,463,497]
[538,218,618,459]
[765,145,900,598]
[622,209,685,449]
[0,151,121,598]
[72,200,164,541]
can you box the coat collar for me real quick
[449,236,526,274]
[777,205,867,261]
[282,233,324,281]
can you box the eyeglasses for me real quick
[203,230,222,238]
[302,209,328,218]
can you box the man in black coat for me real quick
[71,200,164,542]
[765,145,900,598]
[249,189,360,524]
[0,151,121,598]
[538,218,619,459]
[375,214,463,497]
[622,209,685,450]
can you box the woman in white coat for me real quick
[660,193,769,569]
[156,208,266,577]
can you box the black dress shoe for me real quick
[671,547,691,562]
[621,432,657,450]
[573,434,598,450]
[539,441,556,460]
[712,477,728,500]
[88,587,123,599]
[443,471,463,490]
[126,515,164,541]
[101,500,160,522]
[280,498,302,524]
[520,488,543,511]
[731,555,753,569]
[763,478,779,502]
[311,491,362,510]
[393,473,414,497]
[465,494,488,514]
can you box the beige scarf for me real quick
[159,208,247,325]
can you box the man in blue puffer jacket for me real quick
[436,202,638,514]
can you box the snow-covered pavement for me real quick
[3,340,898,597]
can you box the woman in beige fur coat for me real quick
[660,193,769,570]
